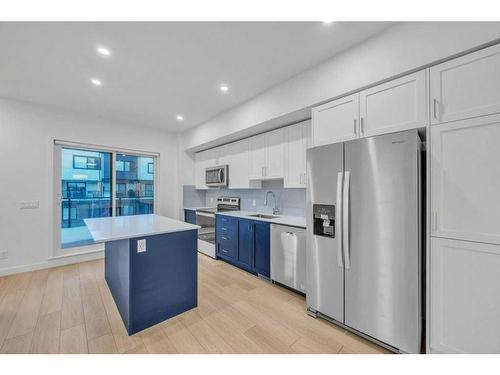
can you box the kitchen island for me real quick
[84,214,200,335]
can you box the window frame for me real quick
[52,140,160,258]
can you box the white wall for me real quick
[0,98,180,275]
[182,22,500,151]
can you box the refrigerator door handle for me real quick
[336,172,344,268]
[343,171,351,269]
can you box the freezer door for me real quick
[306,143,344,323]
[344,130,421,353]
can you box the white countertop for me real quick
[216,211,306,228]
[84,214,200,243]
[184,206,215,211]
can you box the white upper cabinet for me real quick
[248,133,267,180]
[430,237,500,353]
[430,43,500,125]
[227,139,261,189]
[431,113,500,245]
[311,93,359,147]
[194,149,215,190]
[265,128,285,179]
[360,70,427,137]
[284,120,311,188]
[248,129,285,180]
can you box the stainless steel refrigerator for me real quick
[306,129,422,354]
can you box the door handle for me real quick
[336,172,344,268]
[343,171,351,269]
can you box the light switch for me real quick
[20,200,39,210]
[137,239,147,253]
[252,199,256,207]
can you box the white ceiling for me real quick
[0,22,393,132]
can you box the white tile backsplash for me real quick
[183,180,305,217]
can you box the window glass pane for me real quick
[61,148,112,249]
[115,154,154,216]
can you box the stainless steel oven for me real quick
[195,197,240,259]
[205,165,228,187]
[196,210,216,244]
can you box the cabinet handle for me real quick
[250,223,254,233]
[360,117,365,135]
[353,119,357,135]
[262,166,265,177]
[433,99,439,120]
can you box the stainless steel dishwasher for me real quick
[270,224,306,293]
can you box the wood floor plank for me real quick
[88,334,118,354]
[7,270,48,339]
[0,331,33,354]
[187,320,235,354]
[290,336,342,354]
[159,316,185,337]
[244,324,291,353]
[0,290,25,348]
[60,266,85,330]
[30,311,61,353]
[139,325,177,354]
[96,278,143,353]
[168,327,207,354]
[0,257,390,355]
[39,268,64,316]
[232,300,299,347]
[60,324,88,354]
[79,268,111,341]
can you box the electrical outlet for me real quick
[137,239,147,253]
[252,199,256,207]
[210,197,214,204]
[0,251,8,260]
[20,200,39,210]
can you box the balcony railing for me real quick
[62,196,153,228]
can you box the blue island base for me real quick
[104,229,198,335]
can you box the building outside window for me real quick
[59,147,156,250]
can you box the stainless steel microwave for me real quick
[205,165,228,187]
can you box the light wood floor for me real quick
[0,254,390,354]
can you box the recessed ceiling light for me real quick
[91,78,102,86]
[176,115,184,121]
[97,46,111,56]
[219,84,229,93]
[323,21,335,25]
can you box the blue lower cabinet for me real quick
[216,215,238,260]
[253,221,271,277]
[184,209,197,225]
[216,214,270,277]
[237,219,253,268]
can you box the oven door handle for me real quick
[196,211,215,218]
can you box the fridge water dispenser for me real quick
[313,204,335,238]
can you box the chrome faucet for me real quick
[264,191,279,215]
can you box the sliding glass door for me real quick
[115,154,155,216]
[54,143,157,253]
[60,147,112,248]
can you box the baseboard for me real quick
[0,250,104,277]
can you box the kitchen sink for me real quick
[247,214,280,219]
